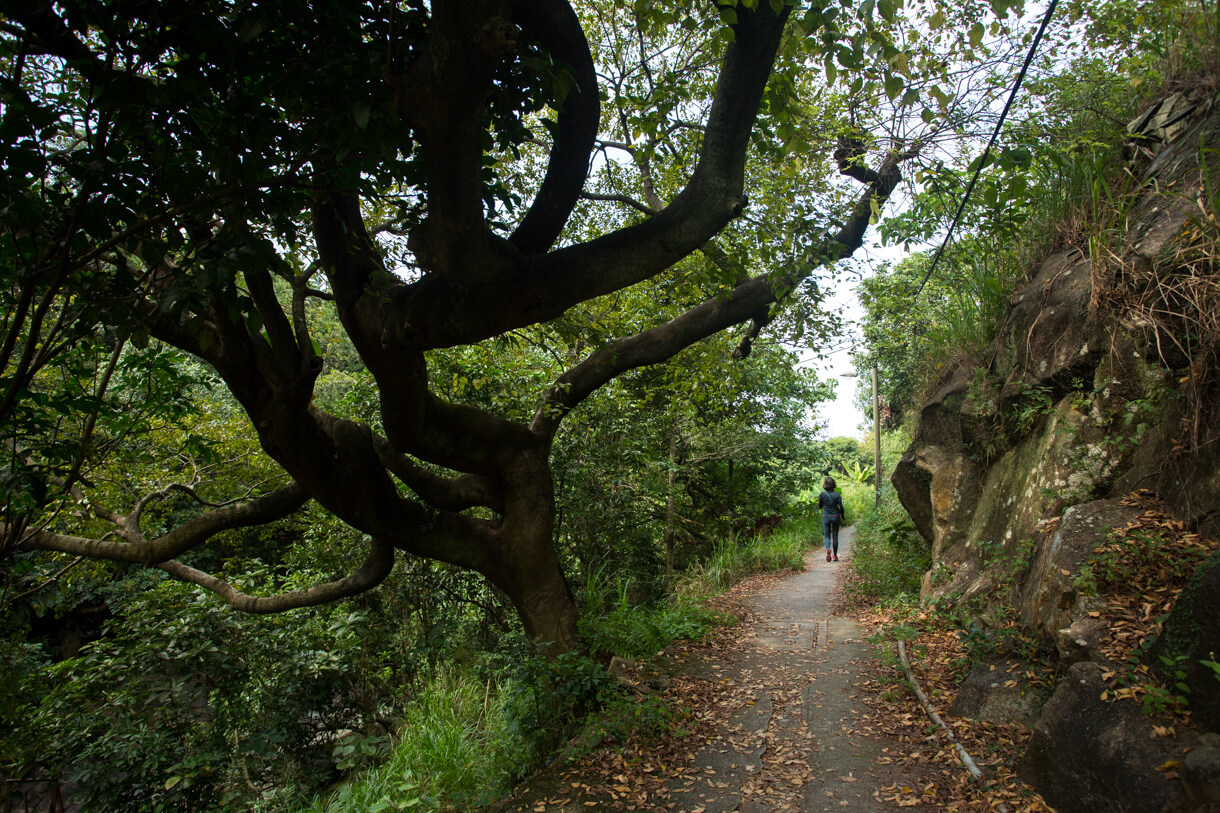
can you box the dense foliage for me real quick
[852,0,1220,422]
[0,0,1145,808]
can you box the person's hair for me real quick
[823,476,836,491]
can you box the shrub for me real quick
[843,486,930,604]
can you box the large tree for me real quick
[1,0,908,651]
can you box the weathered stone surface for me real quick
[1019,662,1191,812]
[1020,499,1141,640]
[891,369,978,557]
[1056,616,1111,666]
[992,252,1103,389]
[1180,733,1220,810]
[947,659,1046,726]
[1150,550,1220,733]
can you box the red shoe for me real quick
[826,551,831,562]
[833,555,839,561]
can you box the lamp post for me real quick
[840,366,881,508]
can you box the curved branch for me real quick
[509,0,601,253]
[531,149,906,438]
[395,0,514,274]
[581,192,657,216]
[156,536,395,613]
[374,434,506,514]
[19,483,309,564]
[373,4,792,351]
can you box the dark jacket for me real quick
[818,490,845,522]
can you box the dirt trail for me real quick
[496,528,922,812]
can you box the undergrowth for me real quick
[842,486,929,606]
[676,515,820,599]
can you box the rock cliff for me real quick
[892,92,1220,812]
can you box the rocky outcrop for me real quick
[1150,551,1220,732]
[892,95,1220,811]
[894,98,1220,631]
[1017,499,1139,639]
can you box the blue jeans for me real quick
[822,516,840,555]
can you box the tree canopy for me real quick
[0,0,1040,651]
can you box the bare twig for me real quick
[897,638,1010,812]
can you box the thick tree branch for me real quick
[374,435,506,514]
[397,0,516,275]
[372,3,791,351]
[156,536,395,613]
[531,149,907,438]
[314,196,538,474]
[508,0,600,253]
[18,483,309,564]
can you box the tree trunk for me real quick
[504,556,580,653]
[491,443,580,653]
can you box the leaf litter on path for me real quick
[497,540,1054,811]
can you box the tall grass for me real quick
[842,485,930,606]
[677,515,821,598]
[579,564,725,660]
[839,481,873,523]
[306,667,515,813]
[580,515,821,657]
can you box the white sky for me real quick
[801,239,910,440]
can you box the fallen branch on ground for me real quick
[897,638,1011,813]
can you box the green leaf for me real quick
[929,9,945,29]
[968,22,984,47]
[884,75,904,101]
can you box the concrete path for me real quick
[498,527,917,812]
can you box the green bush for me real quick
[308,664,521,813]
[843,486,930,604]
[17,571,400,813]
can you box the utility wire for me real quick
[912,0,1060,302]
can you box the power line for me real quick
[912,0,1060,302]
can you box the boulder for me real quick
[947,658,1046,726]
[1180,733,1220,810]
[991,252,1103,389]
[1056,616,1111,666]
[1019,661,1192,812]
[1149,550,1220,733]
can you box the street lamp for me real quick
[840,366,881,509]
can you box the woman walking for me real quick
[818,477,846,562]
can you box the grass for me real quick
[305,666,515,813]
[841,486,930,606]
[676,515,821,598]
